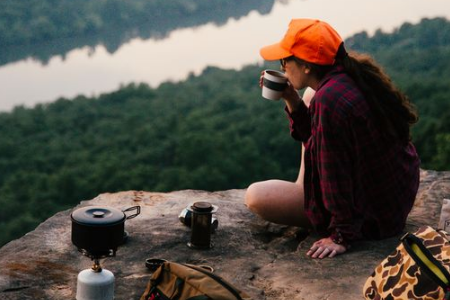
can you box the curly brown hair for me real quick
[294,49,418,143]
[338,52,418,143]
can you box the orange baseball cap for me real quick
[260,19,343,66]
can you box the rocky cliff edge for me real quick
[0,169,449,300]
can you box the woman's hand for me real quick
[306,237,347,259]
[282,81,303,113]
[259,71,302,113]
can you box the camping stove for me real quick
[76,252,115,300]
[71,205,140,300]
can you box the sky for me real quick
[0,0,449,111]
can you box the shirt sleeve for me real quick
[284,102,311,143]
[315,96,362,243]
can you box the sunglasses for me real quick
[280,56,295,68]
[280,56,304,69]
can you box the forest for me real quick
[0,17,449,247]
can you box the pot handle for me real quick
[123,206,141,220]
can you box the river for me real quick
[0,0,449,112]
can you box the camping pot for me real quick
[71,206,140,258]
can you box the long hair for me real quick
[296,47,419,143]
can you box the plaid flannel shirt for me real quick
[286,66,420,243]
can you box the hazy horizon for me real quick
[0,0,449,112]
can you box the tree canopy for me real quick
[0,17,449,247]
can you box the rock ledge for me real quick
[0,170,449,300]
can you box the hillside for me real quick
[0,17,449,247]
[346,17,450,169]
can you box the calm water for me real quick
[0,0,449,112]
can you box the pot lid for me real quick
[71,206,125,226]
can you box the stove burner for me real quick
[76,230,129,259]
[78,248,116,260]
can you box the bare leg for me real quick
[245,88,314,228]
[296,144,306,185]
[245,144,310,228]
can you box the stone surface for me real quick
[0,169,449,300]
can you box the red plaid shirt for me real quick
[286,66,420,243]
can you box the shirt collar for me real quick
[316,65,345,91]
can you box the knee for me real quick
[245,182,264,213]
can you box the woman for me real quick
[245,19,420,258]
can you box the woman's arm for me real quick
[283,86,314,143]
[313,89,361,248]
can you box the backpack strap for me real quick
[184,264,243,300]
[169,277,184,299]
[186,296,211,300]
